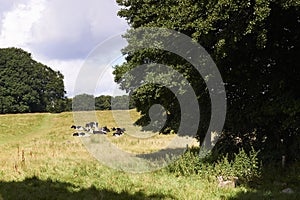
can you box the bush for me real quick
[167,147,261,183]
[167,147,201,176]
[214,147,261,182]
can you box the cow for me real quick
[101,126,110,133]
[85,122,99,129]
[112,127,126,136]
[71,125,86,131]
[72,132,86,137]
[72,132,79,136]
[92,127,110,134]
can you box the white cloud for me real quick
[0,0,45,48]
[66,34,128,98]
[0,0,27,31]
[0,0,129,97]
[36,56,127,98]
[29,0,129,60]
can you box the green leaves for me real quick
[0,48,66,113]
[114,0,300,162]
[72,94,95,111]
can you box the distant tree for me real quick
[0,47,66,113]
[111,95,135,110]
[72,94,95,111]
[64,98,73,112]
[95,95,112,110]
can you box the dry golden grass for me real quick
[0,110,180,178]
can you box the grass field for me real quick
[0,110,299,199]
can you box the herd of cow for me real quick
[71,122,126,137]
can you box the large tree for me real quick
[114,0,300,162]
[0,48,66,113]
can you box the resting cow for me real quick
[71,125,86,131]
[112,127,126,136]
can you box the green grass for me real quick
[0,110,299,199]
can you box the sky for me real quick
[0,0,129,97]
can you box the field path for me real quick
[0,113,56,146]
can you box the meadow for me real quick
[0,110,299,199]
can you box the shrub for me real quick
[215,147,261,182]
[167,147,201,176]
[167,147,261,183]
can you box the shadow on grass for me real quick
[0,176,175,200]
[228,164,300,200]
[228,190,299,200]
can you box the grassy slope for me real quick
[0,111,298,200]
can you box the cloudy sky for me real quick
[0,0,129,97]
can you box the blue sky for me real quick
[0,0,129,97]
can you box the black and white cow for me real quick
[85,122,99,129]
[92,126,110,134]
[71,125,86,131]
[112,127,126,136]
[72,132,86,137]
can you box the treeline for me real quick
[0,47,134,114]
[69,93,135,111]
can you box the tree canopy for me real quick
[95,95,112,110]
[0,48,66,113]
[114,0,300,162]
[73,94,135,111]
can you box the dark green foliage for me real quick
[168,147,261,183]
[72,94,95,111]
[112,95,135,110]
[95,95,135,110]
[0,48,66,113]
[72,94,135,111]
[167,147,202,177]
[215,148,261,182]
[115,0,300,162]
[95,95,112,110]
[64,98,73,112]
